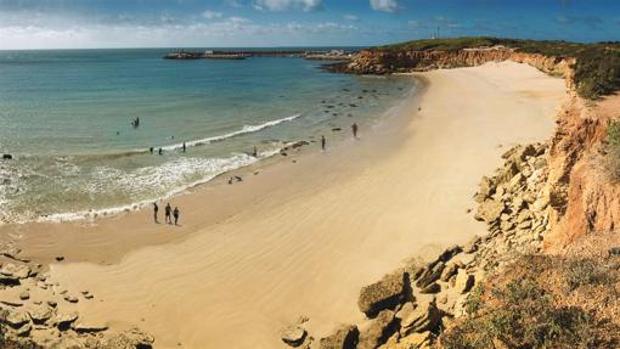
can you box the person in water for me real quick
[153,202,159,223]
[352,123,359,138]
[149,147,154,154]
[252,146,258,157]
[321,135,326,151]
[165,203,172,224]
[158,148,163,155]
[182,142,186,153]
[173,207,180,226]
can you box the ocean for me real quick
[0,48,415,224]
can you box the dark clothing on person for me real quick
[321,136,326,151]
[352,123,358,138]
[165,203,172,224]
[153,203,159,223]
[173,207,180,225]
[182,142,186,153]
[158,148,163,155]
[252,146,258,157]
[149,147,154,154]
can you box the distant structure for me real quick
[163,49,356,61]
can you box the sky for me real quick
[0,0,619,49]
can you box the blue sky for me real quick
[0,0,618,49]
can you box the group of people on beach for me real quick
[153,202,180,226]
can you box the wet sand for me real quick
[0,61,567,348]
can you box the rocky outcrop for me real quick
[312,142,557,348]
[0,243,154,348]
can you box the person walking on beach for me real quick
[352,123,359,138]
[153,202,159,223]
[165,203,172,224]
[182,142,186,153]
[173,207,180,226]
[321,135,326,151]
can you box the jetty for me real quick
[163,49,354,61]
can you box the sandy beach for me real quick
[0,61,566,348]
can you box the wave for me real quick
[30,142,292,225]
[159,113,302,151]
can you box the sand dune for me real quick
[8,61,566,348]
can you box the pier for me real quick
[163,49,355,61]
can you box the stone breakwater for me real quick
[280,143,553,349]
[0,245,153,348]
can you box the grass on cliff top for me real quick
[440,254,620,349]
[377,37,620,99]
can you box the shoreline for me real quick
[0,61,566,348]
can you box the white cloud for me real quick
[344,14,358,21]
[202,10,223,19]
[370,0,398,13]
[253,0,322,12]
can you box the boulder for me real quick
[437,245,462,263]
[72,322,109,333]
[56,312,78,330]
[440,263,459,282]
[99,327,154,349]
[5,310,30,328]
[280,325,307,347]
[319,324,359,349]
[397,331,432,349]
[415,262,444,289]
[475,199,505,224]
[454,270,475,294]
[475,176,495,203]
[15,321,32,337]
[419,283,440,294]
[463,236,481,254]
[399,300,441,336]
[29,305,53,324]
[358,310,398,349]
[0,263,31,279]
[358,271,408,318]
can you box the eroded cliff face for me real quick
[544,92,620,249]
[338,47,619,249]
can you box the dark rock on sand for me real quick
[319,324,359,349]
[280,324,307,347]
[357,309,398,349]
[358,271,408,318]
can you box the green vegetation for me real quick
[376,37,620,99]
[440,255,620,349]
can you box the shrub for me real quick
[606,120,620,181]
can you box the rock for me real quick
[609,247,620,257]
[72,322,109,333]
[533,157,547,170]
[280,325,307,347]
[399,300,441,336]
[55,256,64,262]
[395,302,415,322]
[5,310,30,328]
[475,199,505,223]
[398,331,432,349]
[319,324,359,349]
[463,236,481,254]
[15,321,32,336]
[0,263,31,279]
[99,327,154,349]
[440,263,459,282]
[475,176,495,203]
[419,282,440,294]
[508,173,524,192]
[29,305,53,324]
[56,312,78,330]
[47,300,57,308]
[358,310,398,349]
[516,209,531,223]
[358,271,408,318]
[454,270,475,294]
[415,262,444,289]
[0,275,20,286]
[63,294,79,303]
[437,245,462,263]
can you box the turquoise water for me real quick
[0,48,414,223]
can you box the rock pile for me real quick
[290,143,553,348]
[0,243,154,348]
